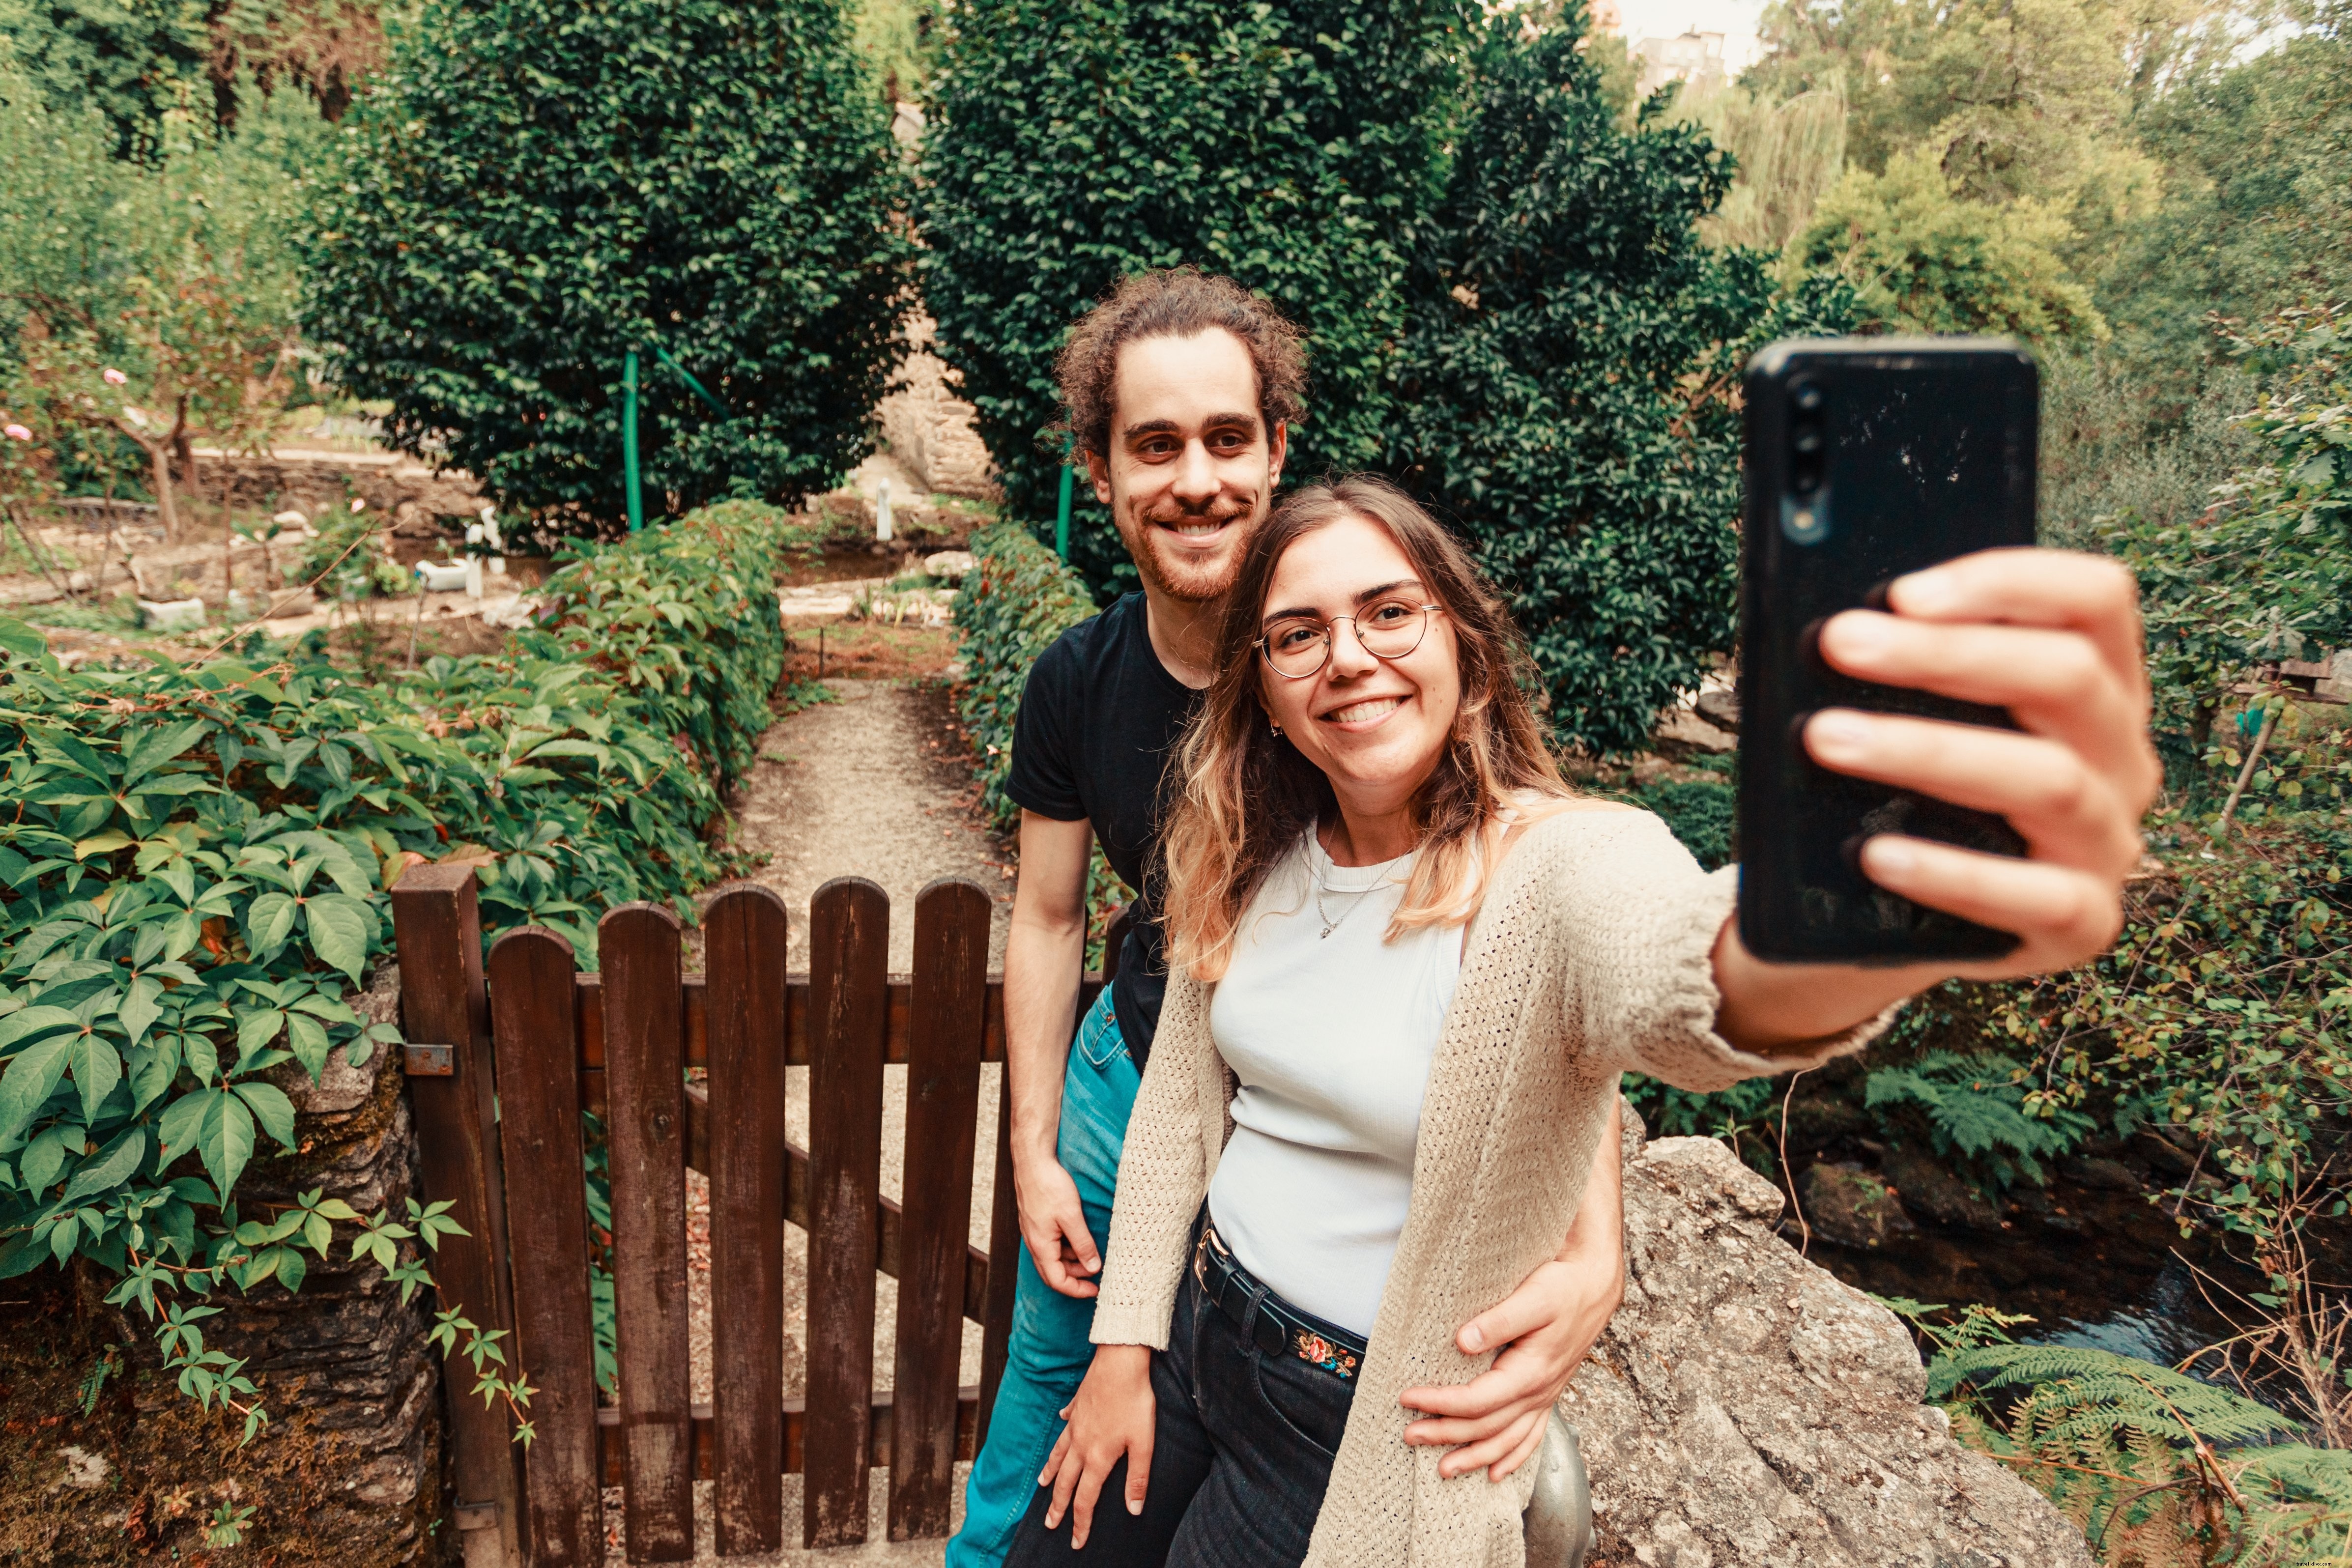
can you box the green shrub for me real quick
[0,498,813,1443]
[1863,1050,2095,1191]
[530,500,822,797]
[919,0,1463,596]
[952,517,1098,827]
[305,0,912,533]
[1387,14,1860,754]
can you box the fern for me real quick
[2228,1445,2352,1567]
[1865,1051,2097,1187]
[1932,1342,2301,1450]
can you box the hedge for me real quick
[305,0,912,532]
[919,0,1464,597]
[0,500,813,1398]
[953,518,1099,827]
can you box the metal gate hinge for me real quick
[403,1043,454,1076]
[453,1500,499,1531]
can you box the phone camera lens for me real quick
[1793,384,1824,413]
[1792,427,1823,455]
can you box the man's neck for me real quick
[1141,583,1224,691]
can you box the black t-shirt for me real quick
[1004,592,1202,1063]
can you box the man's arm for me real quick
[1004,809,1102,1296]
[1400,1097,1626,1481]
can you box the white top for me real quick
[1204,831,1463,1336]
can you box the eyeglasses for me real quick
[1255,599,1442,680]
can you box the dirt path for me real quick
[727,677,1012,972]
[651,677,1012,1565]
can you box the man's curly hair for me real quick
[1054,268,1308,459]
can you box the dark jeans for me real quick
[1004,1252,1356,1568]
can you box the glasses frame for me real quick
[1254,602,1444,681]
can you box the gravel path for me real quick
[633,678,1009,1563]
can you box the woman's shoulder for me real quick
[1492,792,1687,880]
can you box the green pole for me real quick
[654,345,729,419]
[1056,465,1074,560]
[623,351,644,533]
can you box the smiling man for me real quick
[952,270,1623,1567]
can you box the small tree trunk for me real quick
[143,438,179,540]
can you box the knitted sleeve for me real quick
[1547,811,1893,1092]
[1088,974,1216,1349]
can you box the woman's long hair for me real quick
[1161,476,1573,982]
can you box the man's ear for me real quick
[1267,420,1289,488]
[1085,446,1112,507]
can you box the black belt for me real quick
[1191,1220,1368,1383]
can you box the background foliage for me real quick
[919,0,1466,595]
[304,0,914,532]
[1386,12,1858,753]
[0,501,813,1472]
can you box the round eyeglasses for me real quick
[1255,599,1442,680]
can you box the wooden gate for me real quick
[389,865,1121,1565]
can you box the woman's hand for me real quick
[1037,1343,1155,1547]
[1717,549,2163,1049]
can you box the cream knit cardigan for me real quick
[1088,806,1895,1568]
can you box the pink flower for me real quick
[3,424,31,442]
[102,367,127,386]
[350,497,366,512]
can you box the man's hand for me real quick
[1402,1100,1624,1482]
[1037,1343,1155,1547]
[1013,1149,1101,1298]
[1399,1253,1623,1481]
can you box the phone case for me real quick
[1737,337,2039,963]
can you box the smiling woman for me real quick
[1019,473,2162,1568]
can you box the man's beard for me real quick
[1123,498,1258,604]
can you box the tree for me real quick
[2104,2,2352,374]
[918,0,1466,596]
[305,0,912,533]
[1387,15,1860,754]
[0,0,384,158]
[1800,146,2108,342]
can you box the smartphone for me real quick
[1736,337,2039,964]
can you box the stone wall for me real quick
[877,314,999,498]
[1572,1111,2093,1567]
[190,449,488,521]
[213,964,442,1564]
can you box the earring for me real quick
[1269,719,1283,738]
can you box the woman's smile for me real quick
[1320,694,1406,728]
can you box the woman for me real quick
[1012,477,2158,1567]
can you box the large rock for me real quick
[1565,1112,2093,1567]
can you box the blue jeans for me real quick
[949,990,1142,1568]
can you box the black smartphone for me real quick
[1736,337,2039,964]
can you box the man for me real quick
[950,268,1624,1565]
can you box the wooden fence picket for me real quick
[702,884,791,1555]
[485,927,601,1568]
[600,903,694,1561]
[889,878,993,1540]
[393,869,1129,1560]
[390,865,525,1568]
[804,878,890,1547]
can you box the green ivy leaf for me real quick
[190,1090,257,1196]
[284,1013,330,1082]
[62,1129,147,1204]
[303,895,373,984]
[0,1034,75,1144]
[232,1081,296,1151]
[118,975,164,1048]
[0,1006,80,1053]
[245,892,297,957]
[68,1034,121,1123]
[235,1010,286,1069]
[0,616,47,660]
